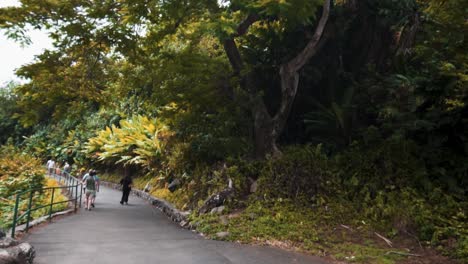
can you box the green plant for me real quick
[257,144,334,201]
[0,146,45,229]
[86,115,172,173]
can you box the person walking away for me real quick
[82,170,91,195]
[120,175,132,205]
[82,170,99,207]
[83,171,97,211]
[46,159,55,175]
[63,162,71,175]
[55,163,62,176]
[91,170,100,207]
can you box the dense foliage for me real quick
[0,146,68,230]
[0,0,466,262]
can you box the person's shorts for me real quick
[86,190,96,198]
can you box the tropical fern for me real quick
[85,115,172,171]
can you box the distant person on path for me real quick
[120,175,132,205]
[82,169,90,194]
[92,170,100,193]
[46,158,55,175]
[82,170,98,211]
[83,170,100,207]
[63,162,71,175]
[79,167,87,194]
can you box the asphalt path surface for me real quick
[25,186,328,264]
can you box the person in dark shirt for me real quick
[119,175,132,205]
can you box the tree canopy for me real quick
[0,0,466,262]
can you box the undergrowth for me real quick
[99,141,467,263]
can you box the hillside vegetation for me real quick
[0,0,466,263]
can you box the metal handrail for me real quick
[10,170,83,238]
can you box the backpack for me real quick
[86,176,96,190]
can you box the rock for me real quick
[179,221,188,227]
[250,180,258,193]
[228,211,242,219]
[0,242,35,264]
[180,211,190,218]
[248,213,256,220]
[168,179,181,192]
[0,253,24,264]
[210,206,225,214]
[198,189,234,214]
[189,221,199,230]
[219,216,229,225]
[198,178,235,214]
[0,238,18,249]
[144,182,151,192]
[0,230,5,239]
[216,231,230,239]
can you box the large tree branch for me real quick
[235,13,260,37]
[223,13,260,74]
[223,39,243,74]
[284,0,331,73]
[273,0,331,135]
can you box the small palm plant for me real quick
[304,86,355,148]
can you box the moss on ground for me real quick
[189,199,451,264]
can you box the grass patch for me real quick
[190,199,418,264]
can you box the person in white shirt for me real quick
[46,159,55,175]
[63,162,71,175]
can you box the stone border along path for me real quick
[24,183,329,264]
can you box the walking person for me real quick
[82,170,98,210]
[120,175,132,205]
[46,158,55,175]
[82,169,90,196]
[83,170,99,208]
[91,170,100,206]
[63,162,71,175]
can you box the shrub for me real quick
[0,146,45,229]
[256,144,334,202]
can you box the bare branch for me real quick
[375,232,393,247]
[235,13,260,37]
[385,251,422,257]
[223,39,243,74]
[285,0,331,73]
[272,0,332,134]
[223,13,260,74]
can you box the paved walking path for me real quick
[25,186,328,264]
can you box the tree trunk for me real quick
[223,0,331,159]
[268,0,331,157]
[252,97,280,158]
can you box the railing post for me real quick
[69,174,72,194]
[25,191,34,232]
[79,183,82,208]
[49,188,55,221]
[71,178,74,197]
[74,182,78,212]
[11,194,20,238]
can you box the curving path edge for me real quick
[25,185,328,264]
